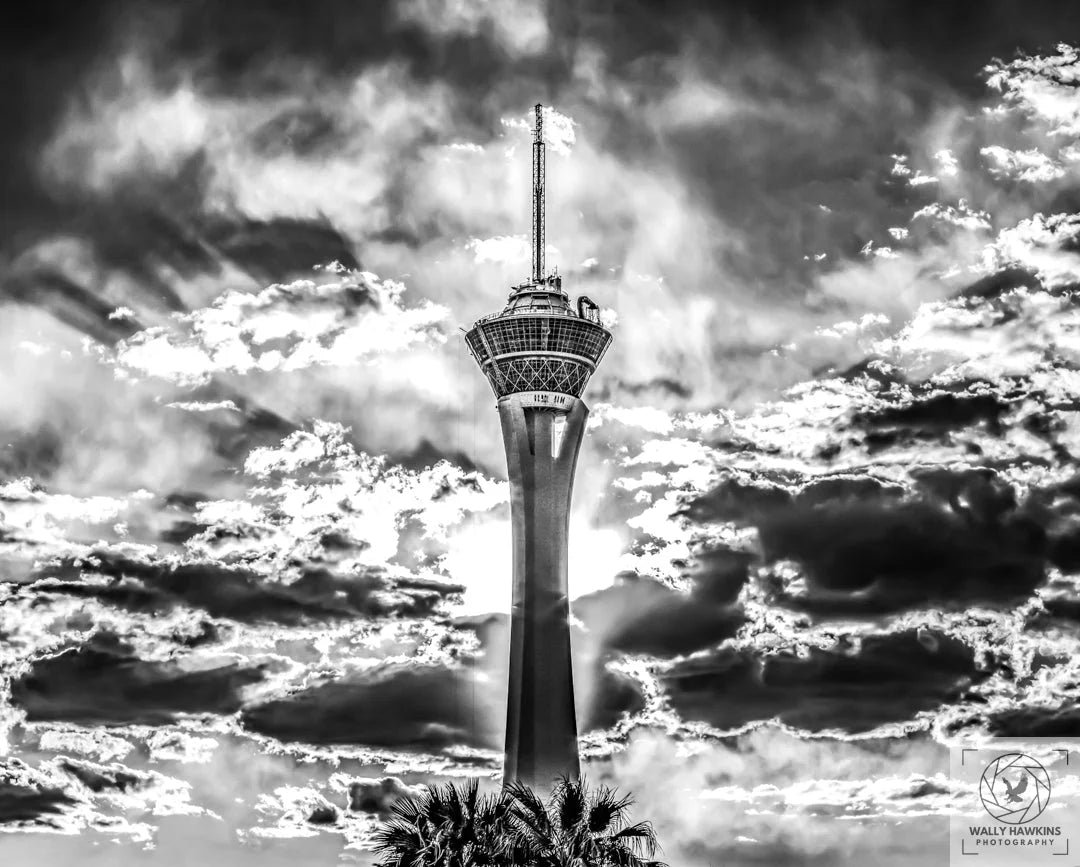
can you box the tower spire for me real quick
[531,103,545,283]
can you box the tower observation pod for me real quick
[464,105,613,789]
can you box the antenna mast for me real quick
[531,103,545,283]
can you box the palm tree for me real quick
[503,776,667,867]
[372,776,667,867]
[372,777,518,866]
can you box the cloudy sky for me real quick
[4,0,1080,864]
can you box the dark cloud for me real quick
[10,633,266,726]
[958,267,1043,300]
[586,667,647,731]
[1,269,142,346]
[584,667,646,730]
[679,546,755,604]
[1020,477,1080,573]
[575,556,748,659]
[29,550,459,625]
[683,837,841,867]
[836,356,909,389]
[1033,593,1080,624]
[242,626,645,749]
[685,470,1048,617]
[0,384,299,498]
[7,201,364,345]
[171,388,298,463]
[0,1,123,237]
[0,425,65,480]
[852,389,1010,445]
[662,629,988,734]
[392,438,481,474]
[347,776,425,814]
[241,664,495,750]
[80,194,360,307]
[985,706,1080,738]
[202,217,359,280]
[0,772,76,827]
[58,758,144,794]
[596,377,694,402]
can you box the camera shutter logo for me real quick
[979,753,1051,824]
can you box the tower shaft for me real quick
[499,393,585,788]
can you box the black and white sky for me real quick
[4,1,1080,864]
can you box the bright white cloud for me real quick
[985,213,1080,286]
[393,0,549,56]
[184,420,507,584]
[466,235,530,264]
[986,43,1080,138]
[981,145,1065,183]
[114,272,448,386]
[912,200,992,232]
[934,148,959,177]
[499,106,577,156]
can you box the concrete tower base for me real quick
[498,393,586,790]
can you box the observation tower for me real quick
[464,105,613,788]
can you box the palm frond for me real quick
[555,776,588,836]
[505,779,554,838]
[372,817,423,843]
[610,821,661,857]
[461,777,480,810]
[587,785,633,833]
[372,818,429,867]
[388,793,427,824]
[505,805,551,848]
[600,847,669,867]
